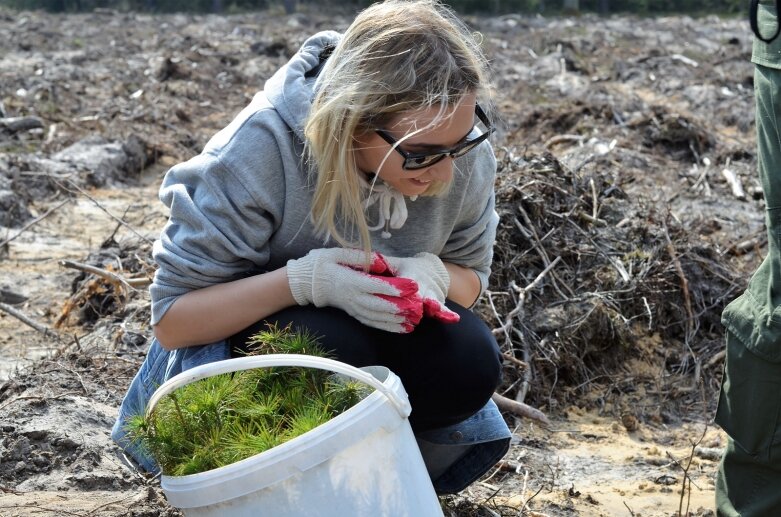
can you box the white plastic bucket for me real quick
[147,354,444,517]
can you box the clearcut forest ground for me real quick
[0,6,761,516]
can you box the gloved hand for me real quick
[381,252,460,324]
[287,248,423,333]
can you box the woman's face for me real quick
[353,93,478,197]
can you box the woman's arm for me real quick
[439,141,498,309]
[153,267,296,350]
[443,261,481,308]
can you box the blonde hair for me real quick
[304,0,492,252]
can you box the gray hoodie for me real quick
[149,31,499,325]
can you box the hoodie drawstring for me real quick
[364,181,416,239]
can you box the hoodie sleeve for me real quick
[149,141,286,325]
[440,141,499,295]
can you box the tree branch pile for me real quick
[479,149,744,409]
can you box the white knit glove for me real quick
[382,252,460,324]
[287,248,423,333]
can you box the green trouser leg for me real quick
[716,2,781,515]
[715,333,781,516]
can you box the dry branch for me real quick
[544,134,585,149]
[0,302,58,338]
[502,352,529,369]
[706,350,725,368]
[721,167,746,200]
[59,259,151,289]
[58,179,154,244]
[0,199,70,251]
[664,224,694,340]
[492,392,550,427]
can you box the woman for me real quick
[113,0,510,493]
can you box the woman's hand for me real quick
[287,248,423,333]
[381,252,461,324]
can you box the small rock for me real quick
[621,413,639,432]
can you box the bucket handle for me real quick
[146,354,412,419]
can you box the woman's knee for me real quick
[435,306,502,406]
[450,303,501,377]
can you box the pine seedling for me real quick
[127,324,373,476]
[243,323,326,357]
[325,379,374,413]
[283,403,334,440]
[221,421,284,464]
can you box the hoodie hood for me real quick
[264,30,415,238]
[264,31,342,142]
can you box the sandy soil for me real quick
[0,6,758,516]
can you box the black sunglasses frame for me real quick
[375,104,495,171]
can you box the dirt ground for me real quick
[0,6,761,516]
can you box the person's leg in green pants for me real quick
[716,1,781,515]
[716,333,781,515]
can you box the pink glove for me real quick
[380,252,460,324]
[287,248,423,333]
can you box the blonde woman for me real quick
[114,0,510,493]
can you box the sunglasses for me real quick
[375,104,495,171]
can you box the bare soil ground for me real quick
[0,6,760,516]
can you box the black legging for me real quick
[229,300,502,432]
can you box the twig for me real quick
[519,468,530,513]
[544,133,585,149]
[0,302,58,338]
[665,426,708,513]
[690,163,710,191]
[673,358,702,394]
[624,501,636,516]
[0,505,82,516]
[85,493,137,516]
[58,179,154,244]
[642,296,653,330]
[495,257,562,336]
[58,259,150,290]
[671,53,699,67]
[0,199,70,250]
[495,459,523,473]
[50,334,82,361]
[499,259,561,406]
[0,391,82,412]
[55,360,88,395]
[720,228,767,257]
[519,472,545,515]
[501,352,528,369]
[514,327,533,403]
[491,392,550,427]
[706,350,725,368]
[518,256,562,295]
[576,210,608,226]
[721,165,746,200]
[515,204,572,298]
[663,223,694,342]
[100,354,145,366]
[590,177,599,221]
